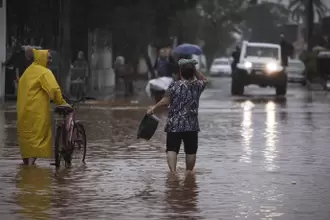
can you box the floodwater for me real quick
[1,78,330,220]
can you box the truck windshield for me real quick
[245,46,279,59]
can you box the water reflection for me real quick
[164,174,199,219]
[240,101,254,163]
[0,111,5,156]
[15,166,52,220]
[278,98,288,122]
[264,101,278,171]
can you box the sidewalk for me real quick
[88,79,148,101]
[306,77,325,91]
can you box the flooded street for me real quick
[1,77,330,220]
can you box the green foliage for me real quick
[88,0,197,44]
[289,0,328,22]
[288,0,328,50]
[7,0,60,48]
[192,0,246,65]
[300,51,319,80]
[179,0,290,67]
[243,2,290,42]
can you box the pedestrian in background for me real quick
[155,49,172,78]
[280,34,294,68]
[69,51,89,98]
[3,45,34,95]
[114,56,134,97]
[231,45,241,73]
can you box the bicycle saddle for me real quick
[54,105,73,115]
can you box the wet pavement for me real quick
[1,77,330,220]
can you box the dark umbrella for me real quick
[173,43,203,55]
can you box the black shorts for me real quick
[166,131,198,155]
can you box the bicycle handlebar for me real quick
[62,95,95,106]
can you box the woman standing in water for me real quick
[147,59,208,173]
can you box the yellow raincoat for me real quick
[17,50,66,158]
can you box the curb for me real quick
[306,80,324,91]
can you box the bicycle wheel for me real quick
[54,125,65,168]
[71,122,87,164]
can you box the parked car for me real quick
[287,59,306,85]
[210,58,232,77]
[231,41,287,95]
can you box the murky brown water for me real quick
[1,78,330,220]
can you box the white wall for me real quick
[88,29,115,92]
[0,0,6,101]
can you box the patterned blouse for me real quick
[165,80,206,132]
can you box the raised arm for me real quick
[39,70,67,106]
[195,70,208,95]
[195,70,207,82]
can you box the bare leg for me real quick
[185,154,196,173]
[29,158,37,165]
[167,151,178,173]
[22,158,29,165]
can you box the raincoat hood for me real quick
[33,49,49,67]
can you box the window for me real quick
[245,46,279,59]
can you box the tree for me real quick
[59,0,72,89]
[86,0,198,78]
[8,0,199,82]
[194,0,245,66]
[7,0,60,48]
[289,0,328,51]
[243,2,289,43]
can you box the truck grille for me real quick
[252,63,265,70]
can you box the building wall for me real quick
[0,0,6,101]
[88,29,115,92]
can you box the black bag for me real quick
[137,114,160,140]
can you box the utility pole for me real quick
[306,0,314,51]
[0,0,6,102]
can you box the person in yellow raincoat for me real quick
[17,49,69,165]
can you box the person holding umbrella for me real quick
[146,44,203,104]
[171,43,203,79]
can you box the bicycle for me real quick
[54,95,87,168]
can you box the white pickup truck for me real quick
[231,41,287,95]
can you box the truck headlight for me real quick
[266,62,281,73]
[244,61,252,69]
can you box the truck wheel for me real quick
[276,83,287,95]
[231,79,244,95]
